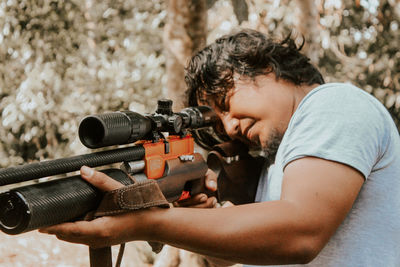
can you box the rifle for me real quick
[0,99,263,266]
[0,99,217,235]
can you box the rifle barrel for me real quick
[0,146,145,186]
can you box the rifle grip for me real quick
[189,174,218,199]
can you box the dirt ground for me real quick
[0,231,155,267]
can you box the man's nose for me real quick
[222,115,240,137]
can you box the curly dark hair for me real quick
[185,29,325,109]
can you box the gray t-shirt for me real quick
[247,83,400,267]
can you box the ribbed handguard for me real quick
[0,169,133,235]
[0,146,145,186]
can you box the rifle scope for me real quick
[79,99,216,149]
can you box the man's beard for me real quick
[261,129,283,164]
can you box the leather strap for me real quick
[94,179,169,217]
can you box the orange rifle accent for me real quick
[141,135,195,180]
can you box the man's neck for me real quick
[291,83,320,116]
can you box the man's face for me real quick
[205,75,294,161]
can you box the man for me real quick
[40,29,400,266]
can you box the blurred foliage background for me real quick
[0,0,399,168]
[0,1,399,266]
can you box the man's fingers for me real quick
[40,218,105,235]
[205,169,218,191]
[175,195,218,208]
[174,194,208,207]
[39,221,91,240]
[202,197,218,208]
[80,166,124,191]
[221,201,234,208]
[39,217,112,247]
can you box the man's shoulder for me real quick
[300,82,374,109]
[282,83,395,179]
[293,82,389,127]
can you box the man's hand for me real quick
[38,166,147,248]
[174,169,219,208]
[38,166,222,247]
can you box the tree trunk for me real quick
[159,2,208,266]
[295,0,320,65]
[163,0,208,111]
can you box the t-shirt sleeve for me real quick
[281,85,386,179]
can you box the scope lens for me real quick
[78,117,106,148]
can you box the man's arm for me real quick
[41,157,364,265]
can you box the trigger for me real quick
[178,190,191,201]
